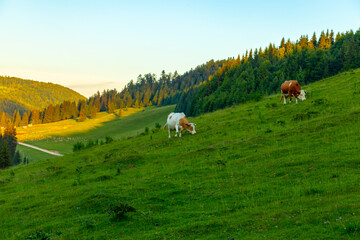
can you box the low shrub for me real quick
[105,136,113,144]
[107,202,136,221]
[73,142,85,152]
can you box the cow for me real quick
[163,112,196,139]
[280,80,306,105]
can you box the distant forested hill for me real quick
[0,76,86,115]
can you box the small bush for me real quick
[86,139,95,149]
[83,219,96,229]
[265,128,273,133]
[73,166,82,186]
[312,98,328,105]
[275,120,286,126]
[73,142,85,152]
[144,127,149,134]
[292,111,318,121]
[265,103,277,108]
[96,175,113,182]
[155,122,161,129]
[345,223,360,235]
[258,112,265,123]
[26,230,51,239]
[216,160,227,166]
[107,203,136,221]
[304,188,324,196]
[105,136,113,144]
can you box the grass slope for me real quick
[0,76,86,115]
[1,69,360,239]
[19,105,175,161]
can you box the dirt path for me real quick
[18,142,64,157]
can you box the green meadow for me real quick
[0,69,360,239]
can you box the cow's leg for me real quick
[179,129,182,137]
[282,95,287,105]
[289,93,292,103]
[280,95,283,103]
[295,98,298,104]
[175,125,179,137]
[168,128,171,139]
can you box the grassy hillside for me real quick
[0,76,86,115]
[18,105,175,162]
[0,69,360,239]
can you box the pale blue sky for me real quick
[0,0,359,97]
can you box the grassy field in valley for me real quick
[0,69,360,239]
[18,105,175,162]
[16,107,144,142]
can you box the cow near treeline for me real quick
[164,112,196,139]
[280,80,307,105]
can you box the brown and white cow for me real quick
[164,112,196,139]
[280,80,306,105]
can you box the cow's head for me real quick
[185,123,196,135]
[297,90,306,101]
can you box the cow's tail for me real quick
[163,123,168,131]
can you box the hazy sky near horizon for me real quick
[0,0,359,97]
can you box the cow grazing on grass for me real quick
[280,80,306,105]
[164,112,196,139]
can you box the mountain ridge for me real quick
[0,75,86,115]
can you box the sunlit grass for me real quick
[18,105,174,161]
[0,70,359,239]
[16,107,143,142]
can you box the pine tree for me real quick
[12,151,21,166]
[318,31,327,49]
[90,107,97,119]
[13,110,21,127]
[280,37,285,48]
[307,40,314,50]
[53,104,61,122]
[43,104,54,123]
[21,112,29,127]
[29,109,40,125]
[108,101,115,113]
[71,102,79,118]
[298,35,308,49]
[3,123,17,159]
[285,39,294,56]
[152,91,159,105]
[78,109,87,122]
[0,141,11,169]
[0,112,7,127]
[330,30,335,45]
[335,32,342,43]
[127,93,133,108]
[311,32,317,47]
[134,99,140,108]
